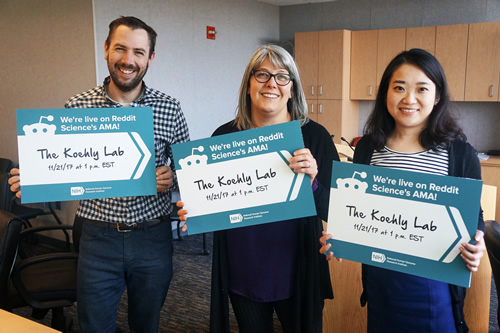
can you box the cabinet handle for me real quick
[369,85,373,96]
[319,104,323,114]
[310,104,314,114]
[320,85,323,96]
[311,86,314,96]
[490,85,494,97]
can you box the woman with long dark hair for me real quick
[320,48,485,333]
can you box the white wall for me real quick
[0,0,97,226]
[0,0,280,229]
[280,0,500,152]
[0,0,97,163]
[93,0,280,140]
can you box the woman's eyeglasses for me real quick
[251,70,293,86]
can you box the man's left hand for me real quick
[156,165,173,192]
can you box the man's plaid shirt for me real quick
[65,77,190,224]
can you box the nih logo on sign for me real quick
[371,252,386,263]
[70,187,85,196]
[229,214,243,223]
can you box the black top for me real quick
[209,119,338,332]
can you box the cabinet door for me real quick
[306,99,318,122]
[323,259,367,333]
[435,24,468,101]
[351,30,378,100]
[465,21,500,101]
[307,99,318,122]
[406,26,436,55]
[318,30,347,100]
[376,28,406,85]
[317,100,342,143]
[351,28,405,100]
[295,32,319,100]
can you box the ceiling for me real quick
[257,0,338,6]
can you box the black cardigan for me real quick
[354,136,484,333]
[209,119,338,332]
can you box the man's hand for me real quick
[156,166,173,192]
[8,168,21,199]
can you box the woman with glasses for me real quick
[178,44,338,332]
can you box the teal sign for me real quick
[172,121,316,234]
[326,161,482,288]
[16,108,156,203]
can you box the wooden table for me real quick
[0,309,61,333]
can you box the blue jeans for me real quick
[77,218,173,333]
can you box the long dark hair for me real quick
[363,48,465,150]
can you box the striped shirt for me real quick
[371,146,449,176]
[65,77,190,224]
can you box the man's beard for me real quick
[108,62,149,93]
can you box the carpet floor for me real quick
[12,231,281,332]
[12,230,500,332]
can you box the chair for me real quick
[483,184,500,328]
[0,159,69,244]
[335,143,354,162]
[0,158,14,173]
[485,220,500,328]
[0,210,24,311]
[0,209,79,332]
[0,169,70,249]
[0,171,13,213]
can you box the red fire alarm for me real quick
[207,26,216,40]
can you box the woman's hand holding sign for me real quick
[460,230,485,272]
[176,201,189,232]
[288,148,317,185]
[319,231,342,262]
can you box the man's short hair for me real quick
[106,16,157,57]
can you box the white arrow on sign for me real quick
[18,132,151,185]
[176,150,305,217]
[328,189,470,263]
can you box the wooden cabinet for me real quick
[318,31,348,100]
[406,26,436,55]
[296,30,359,144]
[307,100,341,136]
[295,30,349,100]
[465,21,500,101]
[376,28,406,85]
[295,32,319,100]
[350,30,377,100]
[350,28,405,100]
[435,24,468,101]
[306,99,358,144]
[323,259,367,333]
[348,21,500,102]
